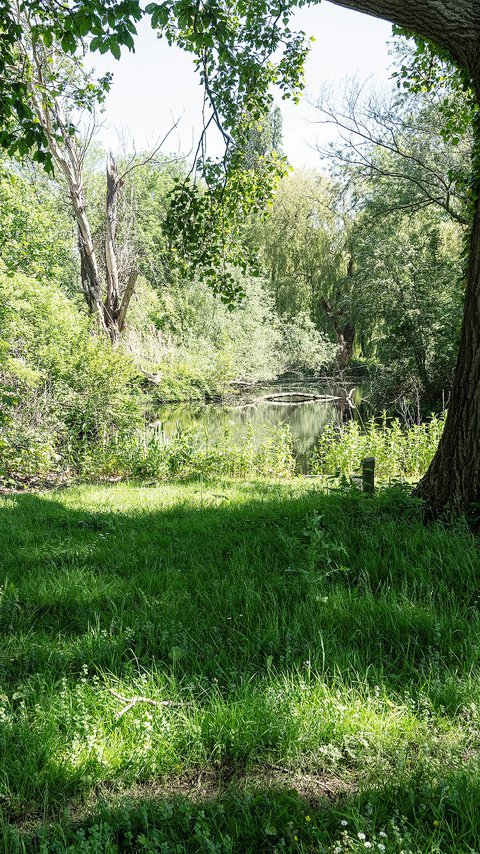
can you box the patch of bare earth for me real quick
[14,766,352,834]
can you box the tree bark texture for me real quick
[327,1,480,91]
[322,298,355,367]
[71,154,137,344]
[336,324,355,368]
[416,175,480,513]
[104,152,122,343]
[67,151,136,344]
[324,0,480,513]
[22,21,139,346]
[69,182,107,330]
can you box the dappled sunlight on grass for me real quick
[1,480,480,850]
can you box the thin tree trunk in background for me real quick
[79,239,95,313]
[23,22,139,344]
[64,149,136,345]
[70,152,137,344]
[69,183,107,331]
[118,270,139,333]
[104,153,122,344]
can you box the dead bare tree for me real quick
[16,9,180,343]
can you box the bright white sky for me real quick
[91,3,393,169]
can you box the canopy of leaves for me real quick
[391,30,477,147]
[0,0,142,168]
[2,1,310,296]
[250,169,347,325]
[0,159,77,288]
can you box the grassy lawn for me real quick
[1,479,480,852]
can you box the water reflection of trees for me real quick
[156,383,366,469]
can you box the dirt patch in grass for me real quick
[14,766,351,834]
[108,765,350,804]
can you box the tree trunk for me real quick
[70,184,109,336]
[415,153,480,513]
[336,323,356,368]
[25,33,138,343]
[322,298,355,367]
[326,1,480,84]
[117,270,139,333]
[74,156,138,345]
[323,0,480,514]
[102,153,139,343]
[104,152,122,344]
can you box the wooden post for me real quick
[362,456,375,494]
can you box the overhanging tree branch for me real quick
[326,0,480,85]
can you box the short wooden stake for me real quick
[362,456,375,494]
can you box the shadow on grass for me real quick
[1,484,477,685]
[6,764,480,852]
[1,481,480,849]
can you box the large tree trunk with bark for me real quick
[416,169,480,513]
[327,1,480,84]
[324,0,480,514]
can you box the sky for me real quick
[91,3,394,169]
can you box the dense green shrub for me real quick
[132,272,334,396]
[0,267,142,482]
[0,161,77,290]
[280,311,336,372]
[148,348,231,404]
[75,422,295,481]
[309,413,445,481]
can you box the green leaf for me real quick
[61,32,76,53]
[110,39,121,60]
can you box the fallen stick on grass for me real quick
[109,688,192,720]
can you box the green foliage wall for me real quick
[0,266,142,481]
[0,163,77,291]
[348,202,464,406]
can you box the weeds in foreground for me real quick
[309,413,445,481]
[1,411,446,486]
[3,786,476,852]
[72,422,295,482]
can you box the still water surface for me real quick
[156,379,367,471]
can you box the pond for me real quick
[155,378,369,471]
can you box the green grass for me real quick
[1,479,480,852]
